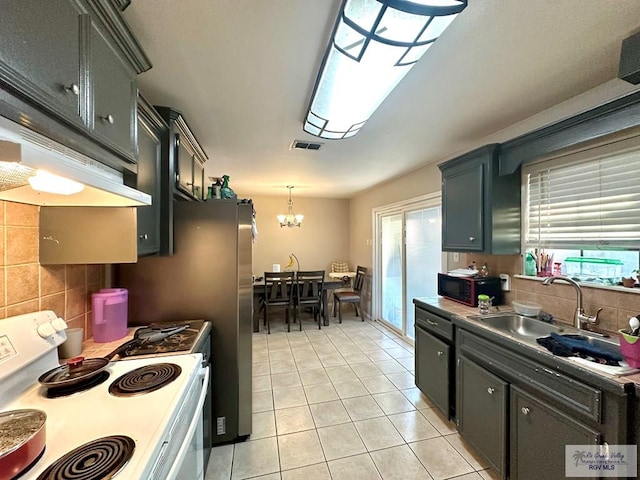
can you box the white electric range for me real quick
[0,311,209,480]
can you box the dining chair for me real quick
[294,270,325,330]
[333,266,367,323]
[263,271,295,334]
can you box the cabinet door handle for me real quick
[437,351,444,356]
[469,236,475,242]
[64,83,79,95]
[487,387,495,395]
[521,407,530,415]
[100,114,115,124]
[139,234,148,241]
[426,319,439,326]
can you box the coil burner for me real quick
[108,363,182,397]
[36,435,135,480]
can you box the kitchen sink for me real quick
[468,313,622,354]
[467,312,634,374]
[468,313,567,341]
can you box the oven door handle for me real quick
[165,365,210,480]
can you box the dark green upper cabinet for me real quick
[154,106,209,255]
[155,106,208,201]
[0,0,151,174]
[90,18,138,160]
[439,144,521,254]
[0,0,86,129]
[132,95,167,256]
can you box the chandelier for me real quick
[277,186,304,228]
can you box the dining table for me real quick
[252,276,346,332]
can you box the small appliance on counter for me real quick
[91,288,128,343]
[437,272,502,307]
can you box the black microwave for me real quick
[437,273,502,307]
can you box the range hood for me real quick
[0,116,151,206]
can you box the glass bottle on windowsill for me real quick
[525,253,536,276]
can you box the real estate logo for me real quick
[565,445,637,477]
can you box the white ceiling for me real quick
[122,0,640,199]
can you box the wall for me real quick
[0,201,104,339]
[455,251,639,336]
[240,193,350,276]
[349,79,640,330]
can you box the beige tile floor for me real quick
[205,311,500,480]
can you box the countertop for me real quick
[79,328,138,359]
[64,321,212,361]
[413,296,640,388]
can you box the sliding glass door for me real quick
[404,207,441,339]
[381,214,403,331]
[375,195,442,341]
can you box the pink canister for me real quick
[92,288,128,343]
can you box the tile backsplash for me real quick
[0,201,104,339]
[456,252,640,336]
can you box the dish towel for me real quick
[536,333,623,366]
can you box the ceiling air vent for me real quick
[290,140,323,151]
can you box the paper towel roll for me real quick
[272,264,281,272]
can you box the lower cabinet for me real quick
[510,386,600,480]
[456,356,602,480]
[415,324,451,417]
[456,357,507,477]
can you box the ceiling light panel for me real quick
[304,0,467,140]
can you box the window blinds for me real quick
[524,136,640,250]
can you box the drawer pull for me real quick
[487,387,495,395]
[426,319,439,326]
[437,351,444,357]
[64,83,79,95]
[521,407,530,415]
[535,367,561,377]
[469,236,475,242]
[100,114,115,124]
[139,234,148,241]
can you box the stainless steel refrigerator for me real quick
[117,199,253,446]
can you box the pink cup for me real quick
[618,330,640,368]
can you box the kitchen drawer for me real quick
[458,329,602,422]
[415,307,453,341]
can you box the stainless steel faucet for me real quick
[541,276,602,329]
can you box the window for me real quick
[527,248,638,285]
[523,134,640,284]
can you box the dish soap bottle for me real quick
[525,252,536,276]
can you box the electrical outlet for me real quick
[217,416,226,435]
[453,252,459,262]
